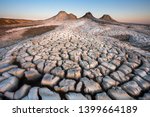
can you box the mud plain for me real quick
[0,13,150,100]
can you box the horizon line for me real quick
[0,11,150,25]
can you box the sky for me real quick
[0,0,150,24]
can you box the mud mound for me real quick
[100,15,117,22]
[47,11,77,21]
[81,12,96,20]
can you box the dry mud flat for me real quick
[0,20,150,100]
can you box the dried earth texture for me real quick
[0,17,150,100]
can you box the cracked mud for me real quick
[0,19,150,100]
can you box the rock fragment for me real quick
[133,76,150,90]
[39,88,61,100]
[65,93,87,100]
[81,77,102,94]
[25,68,41,81]
[134,69,147,78]
[0,76,18,93]
[101,76,119,90]
[41,74,60,87]
[51,67,65,78]
[27,87,39,100]
[122,81,142,97]
[118,64,132,75]
[14,84,31,100]
[95,92,111,100]
[0,64,17,74]
[76,81,83,92]
[108,87,134,100]
[67,69,81,79]
[110,71,127,83]
[8,68,25,78]
[4,91,14,99]
[101,62,116,71]
[54,79,76,92]
[37,62,45,73]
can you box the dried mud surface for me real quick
[0,19,150,100]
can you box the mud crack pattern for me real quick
[0,21,150,100]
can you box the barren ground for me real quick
[0,19,150,100]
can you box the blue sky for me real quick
[0,0,150,23]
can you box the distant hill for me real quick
[81,12,96,20]
[0,12,119,26]
[80,12,102,23]
[46,11,77,21]
[100,14,117,22]
[0,18,33,25]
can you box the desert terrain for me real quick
[0,11,150,100]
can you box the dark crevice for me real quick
[13,60,22,68]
